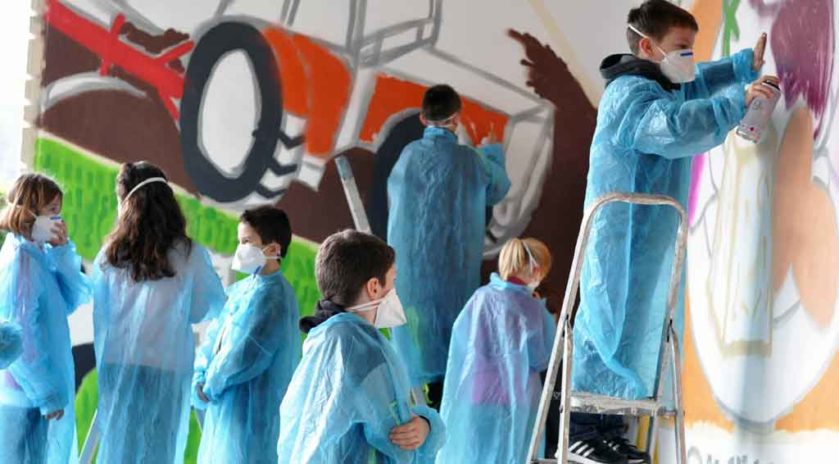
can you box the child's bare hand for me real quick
[745,75,780,106]
[48,222,68,247]
[196,383,209,403]
[480,123,500,146]
[389,415,429,450]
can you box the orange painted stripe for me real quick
[690,0,724,62]
[264,27,309,117]
[290,34,352,157]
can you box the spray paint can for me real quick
[736,81,781,143]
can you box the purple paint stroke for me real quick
[689,153,707,227]
[770,0,835,137]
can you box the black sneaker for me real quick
[568,438,628,464]
[605,437,650,464]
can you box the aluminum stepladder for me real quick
[526,192,688,464]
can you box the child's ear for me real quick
[364,277,379,301]
[639,37,656,58]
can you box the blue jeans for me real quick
[570,413,625,441]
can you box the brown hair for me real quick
[316,230,395,306]
[498,237,552,281]
[104,162,191,281]
[0,174,63,237]
[422,84,462,122]
[240,206,292,258]
[627,0,699,55]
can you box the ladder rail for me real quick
[334,155,372,234]
[526,193,688,463]
[79,411,99,464]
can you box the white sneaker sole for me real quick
[568,453,624,464]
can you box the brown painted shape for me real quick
[120,22,189,55]
[502,30,594,312]
[772,107,838,327]
[41,24,100,88]
[277,148,376,244]
[39,89,196,193]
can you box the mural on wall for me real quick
[684,0,839,461]
[35,0,572,255]
[29,0,595,396]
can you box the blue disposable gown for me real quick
[573,50,757,399]
[92,242,225,464]
[0,234,91,464]
[0,320,23,369]
[388,126,511,386]
[278,313,446,463]
[193,271,301,464]
[437,274,555,463]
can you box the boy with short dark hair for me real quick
[193,205,300,464]
[566,1,778,463]
[388,84,511,407]
[278,230,445,463]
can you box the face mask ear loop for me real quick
[522,241,538,276]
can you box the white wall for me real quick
[0,1,31,188]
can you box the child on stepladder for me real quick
[571,1,778,462]
[0,173,92,464]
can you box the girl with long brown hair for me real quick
[92,162,224,464]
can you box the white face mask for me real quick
[628,24,696,84]
[348,288,407,329]
[31,215,61,244]
[231,243,278,275]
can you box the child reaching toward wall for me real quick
[570,1,778,462]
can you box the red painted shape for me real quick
[99,14,126,76]
[360,74,508,145]
[156,41,194,66]
[45,0,190,106]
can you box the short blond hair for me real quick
[498,237,552,280]
[0,174,63,237]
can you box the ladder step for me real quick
[569,392,677,417]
